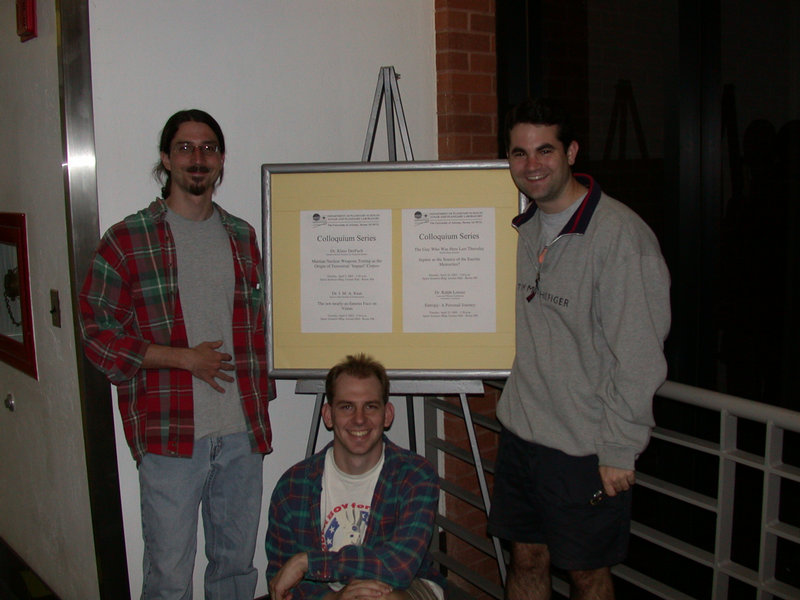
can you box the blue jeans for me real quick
[139,432,264,600]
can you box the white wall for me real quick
[89,2,437,597]
[0,2,100,599]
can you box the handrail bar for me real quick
[429,380,800,599]
[658,380,800,430]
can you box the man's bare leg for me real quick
[505,542,551,600]
[569,567,614,600]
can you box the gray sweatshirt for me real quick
[497,174,671,470]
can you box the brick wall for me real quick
[434,3,502,597]
[435,0,499,160]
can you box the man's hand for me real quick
[325,580,394,600]
[270,552,309,600]
[599,465,635,497]
[142,340,234,392]
[185,340,234,392]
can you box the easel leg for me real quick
[459,393,508,584]
[306,392,325,458]
[406,395,417,453]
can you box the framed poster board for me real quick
[262,160,522,380]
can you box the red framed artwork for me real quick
[0,213,37,379]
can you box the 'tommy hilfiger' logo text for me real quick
[518,282,570,307]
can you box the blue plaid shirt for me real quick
[265,437,445,598]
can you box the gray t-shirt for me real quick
[536,193,586,251]
[166,207,247,439]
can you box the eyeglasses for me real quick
[172,142,221,156]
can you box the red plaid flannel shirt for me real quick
[79,198,272,462]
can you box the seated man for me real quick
[266,353,445,600]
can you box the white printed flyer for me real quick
[300,210,392,333]
[402,207,495,332]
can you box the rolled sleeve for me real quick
[79,250,149,383]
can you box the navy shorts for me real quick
[487,427,632,571]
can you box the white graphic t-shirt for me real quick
[320,446,384,591]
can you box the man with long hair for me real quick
[80,109,273,599]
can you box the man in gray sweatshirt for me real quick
[488,98,670,600]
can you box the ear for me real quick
[321,403,333,429]
[566,140,579,166]
[383,402,395,429]
[160,151,172,173]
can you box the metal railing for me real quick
[424,380,800,600]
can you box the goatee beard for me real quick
[187,166,211,196]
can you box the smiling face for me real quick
[322,373,394,475]
[508,123,579,214]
